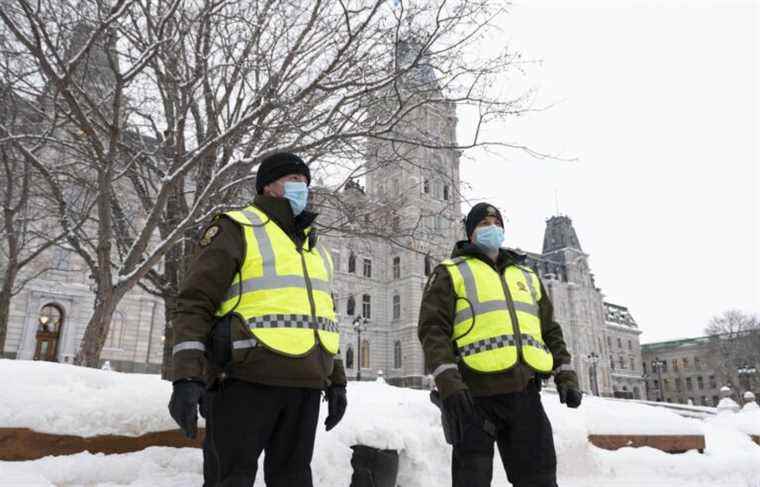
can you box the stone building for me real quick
[2,31,646,394]
[641,336,759,406]
[519,217,645,397]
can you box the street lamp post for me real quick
[587,352,599,396]
[353,316,369,381]
[737,364,757,396]
[651,357,666,402]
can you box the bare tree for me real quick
[0,0,536,371]
[705,309,760,396]
[0,57,80,353]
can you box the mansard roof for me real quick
[542,215,583,254]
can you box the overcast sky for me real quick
[458,0,758,343]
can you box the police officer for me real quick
[418,202,582,487]
[169,152,347,487]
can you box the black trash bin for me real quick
[349,444,399,487]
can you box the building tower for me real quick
[535,216,612,395]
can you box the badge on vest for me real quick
[517,281,528,292]
[200,225,221,247]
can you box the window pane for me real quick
[362,294,371,319]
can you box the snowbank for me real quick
[707,407,760,437]
[0,359,189,437]
[1,360,759,486]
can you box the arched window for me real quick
[362,294,371,319]
[394,341,402,369]
[443,185,450,201]
[346,295,355,316]
[423,179,430,194]
[360,339,370,368]
[348,252,356,273]
[618,356,625,369]
[424,254,432,276]
[345,346,354,369]
[392,256,400,280]
[392,294,401,320]
[106,311,126,349]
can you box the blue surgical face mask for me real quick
[283,181,309,216]
[474,225,504,251]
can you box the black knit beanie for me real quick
[255,152,311,194]
[465,202,504,239]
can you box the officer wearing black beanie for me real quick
[464,202,504,240]
[170,150,346,486]
[255,152,311,195]
[419,201,581,487]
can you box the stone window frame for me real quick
[362,294,371,319]
[393,341,402,369]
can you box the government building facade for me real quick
[1,37,645,397]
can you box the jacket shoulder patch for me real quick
[199,224,221,247]
[423,271,439,294]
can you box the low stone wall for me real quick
[0,427,202,461]
[588,434,705,454]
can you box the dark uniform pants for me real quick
[453,381,558,487]
[207,380,321,487]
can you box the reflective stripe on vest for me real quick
[443,257,553,373]
[215,206,339,356]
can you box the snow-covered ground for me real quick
[1,360,759,487]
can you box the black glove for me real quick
[324,385,347,431]
[555,370,582,409]
[168,379,205,438]
[442,389,477,445]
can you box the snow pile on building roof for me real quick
[1,359,759,486]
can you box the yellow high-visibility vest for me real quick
[215,205,339,356]
[442,256,553,373]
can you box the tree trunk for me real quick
[74,286,119,368]
[0,280,14,357]
[160,295,177,381]
[0,259,18,356]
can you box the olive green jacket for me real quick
[418,242,572,399]
[172,195,346,389]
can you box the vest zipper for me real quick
[499,272,524,362]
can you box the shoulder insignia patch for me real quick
[199,225,221,247]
